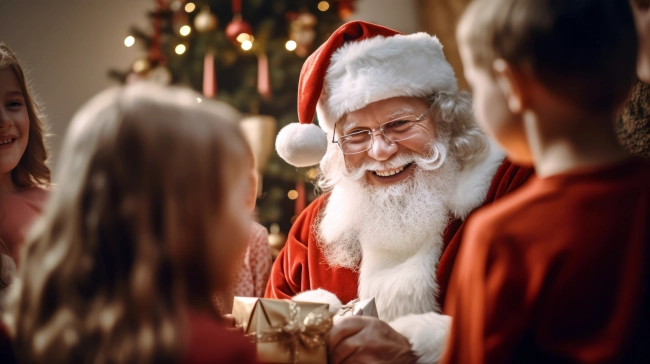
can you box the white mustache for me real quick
[342,143,447,181]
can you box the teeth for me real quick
[374,164,408,177]
[0,139,14,145]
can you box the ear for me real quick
[492,59,526,113]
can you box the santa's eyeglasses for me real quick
[332,102,435,155]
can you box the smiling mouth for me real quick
[371,163,413,177]
[0,138,16,145]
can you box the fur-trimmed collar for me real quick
[447,141,505,220]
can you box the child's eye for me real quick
[6,101,23,108]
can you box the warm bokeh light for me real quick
[175,44,187,54]
[185,2,196,12]
[241,40,253,51]
[180,25,191,36]
[318,1,330,11]
[287,190,299,200]
[132,59,149,73]
[196,97,202,103]
[285,40,297,51]
[124,36,135,47]
[236,33,251,43]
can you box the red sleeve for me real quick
[442,216,532,364]
[264,195,328,299]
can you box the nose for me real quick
[367,130,397,161]
[0,107,11,129]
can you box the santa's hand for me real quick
[327,316,418,364]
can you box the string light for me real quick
[318,1,330,11]
[132,59,149,73]
[185,2,196,12]
[287,190,299,200]
[175,44,187,54]
[236,33,251,43]
[285,40,297,51]
[124,36,135,47]
[241,40,253,51]
[180,25,191,36]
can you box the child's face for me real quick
[460,45,532,165]
[211,165,252,284]
[0,67,30,176]
[245,168,258,213]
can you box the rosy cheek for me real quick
[344,154,364,171]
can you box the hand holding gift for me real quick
[233,297,332,363]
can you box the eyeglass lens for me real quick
[338,119,420,154]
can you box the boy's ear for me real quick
[493,59,526,113]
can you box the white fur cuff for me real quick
[389,312,452,363]
[292,288,343,314]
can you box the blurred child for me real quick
[213,150,272,314]
[0,43,49,284]
[6,83,256,363]
[444,0,648,362]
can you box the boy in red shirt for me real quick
[443,0,649,362]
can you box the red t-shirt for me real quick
[443,158,650,363]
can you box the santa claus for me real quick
[266,21,532,363]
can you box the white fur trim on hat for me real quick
[317,32,457,133]
[276,122,328,167]
[292,288,343,314]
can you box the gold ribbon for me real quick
[336,298,360,317]
[248,301,332,363]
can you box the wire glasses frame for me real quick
[332,102,436,155]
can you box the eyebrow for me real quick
[386,107,415,119]
[6,90,24,97]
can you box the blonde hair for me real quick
[0,43,50,188]
[7,83,250,363]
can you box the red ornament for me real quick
[225,14,253,44]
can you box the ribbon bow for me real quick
[251,301,332,363]
[336,298,361,317]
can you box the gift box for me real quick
[333,298,378,323]
[232,297,332,364]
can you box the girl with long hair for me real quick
[6,83,256,363]
[0,43,50,313]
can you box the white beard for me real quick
[315,144,460,321]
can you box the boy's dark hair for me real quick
[458,0,638,112]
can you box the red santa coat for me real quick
[265,145,532,362]
[266,159,532,307]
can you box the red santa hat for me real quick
[276,21,458,167]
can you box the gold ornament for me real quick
[194,6,217,33]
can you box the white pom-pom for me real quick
[275,123,328,167]
[293,288,343,314]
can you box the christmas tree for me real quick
[111,0,355,239]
